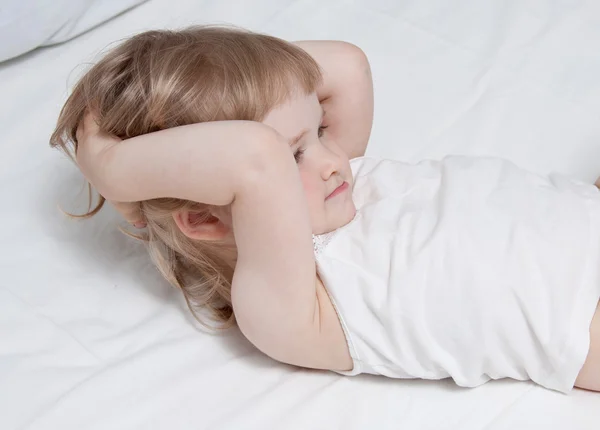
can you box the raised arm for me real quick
[293,41,374,159]
[77,117,281,205]
[77,40,373,225]
[76,116,351,370]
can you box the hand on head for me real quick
[76,111,146,228]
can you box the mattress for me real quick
[1,0,599,429]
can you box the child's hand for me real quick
[76,112,146,228]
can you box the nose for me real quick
[318,142,345,181]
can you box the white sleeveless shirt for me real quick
[313,156,600,393]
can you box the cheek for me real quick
[299,171,323,204]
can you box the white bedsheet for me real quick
[1,0,599,429]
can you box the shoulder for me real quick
[349,155,389,175]
[349,156,419,184]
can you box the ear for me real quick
[172,209,231,241]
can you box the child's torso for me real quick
[313,155,600,393]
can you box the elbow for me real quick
[336,42,371,77]
[235,126,293,189]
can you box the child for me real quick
[50,26,600,394]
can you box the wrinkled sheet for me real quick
[1,0,599,429]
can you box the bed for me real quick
[1,0,600,428]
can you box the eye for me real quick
[293,147,305,163]
[318,125,328,138]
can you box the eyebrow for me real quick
[288,108,326,146]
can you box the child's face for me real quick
[262,91,356,235]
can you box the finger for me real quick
[82,109,100,133]
[75,111,120,170]
[76,110,99,143]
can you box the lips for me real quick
[326,181,349,200]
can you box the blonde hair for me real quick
[50,25,322,328]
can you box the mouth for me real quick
[326,181,349,200]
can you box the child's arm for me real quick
[77,117,350,370]
[75,118,146,227]
[77,118,279,205]
[293,41,374,159]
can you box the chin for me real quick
[343,204,358,225]
[314,203,357,235]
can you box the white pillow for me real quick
[0,0,148,62]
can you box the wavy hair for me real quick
[50,25,322,328]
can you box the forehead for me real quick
[261,91,321,138]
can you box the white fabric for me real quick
[2,0,600,429]
[314,156,600,393]
[0,0,147,62]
